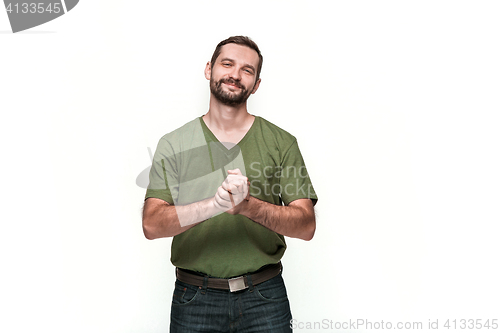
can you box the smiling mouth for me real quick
[223,82,241,89]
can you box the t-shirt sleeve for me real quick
[279,140,318,206]
[145,138,178,204]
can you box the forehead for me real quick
[217,43,260,68]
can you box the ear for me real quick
[204,62,211,80]
[251,78,261,94]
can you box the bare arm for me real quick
[219,169,316,241]
[236,197,315,241]
[142,197,220,239]
[143,169,316,241]
[142,170,246,240]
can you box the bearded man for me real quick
[143,36,318,333]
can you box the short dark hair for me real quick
[210,36,263,82]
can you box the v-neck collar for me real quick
[199,115,258,153]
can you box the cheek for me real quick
[249,81,258,92]
[243,77,255,88]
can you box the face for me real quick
[206,43,261,106]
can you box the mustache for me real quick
[218,77,245,90]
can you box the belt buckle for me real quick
[228,276,246,292]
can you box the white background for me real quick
[1,1,499,332]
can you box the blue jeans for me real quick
[170,272,293,332]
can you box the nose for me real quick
[229,66,242,81]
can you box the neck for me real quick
[203,95,253,132]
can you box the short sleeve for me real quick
[145,138,177,204]
[279,140,318,206]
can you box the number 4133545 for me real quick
[6,3,62,14]
[444,319,498,330]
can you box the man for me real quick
[143,36,318,332]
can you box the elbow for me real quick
[142,217,159,240]
[142,198,175,239]
[303,221,316,241]
[290,200,316,241]
[143,230,155,240]
[142,225,155,240]
[303,231,315,242]
[300,216,316,241]
[143,215,176,239]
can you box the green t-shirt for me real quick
[145,116,317,278]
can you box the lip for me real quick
[223,82,241,89]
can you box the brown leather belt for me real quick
[176,262,282,292]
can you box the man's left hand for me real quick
[220,169,249,215]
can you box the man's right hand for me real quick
[213,169,249,212]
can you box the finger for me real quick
[226,174,248,187]
[223,176,247,193]
[233,179,247,195]
[230,177,243,189]
[214,187,232,210]
[227,168,242,176]
[222,181,239,194]
[226,171,247,180]
[223,176,239,190]
[227,169,247,181]
[217,186,231,202]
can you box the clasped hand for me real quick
[213,169,249,214]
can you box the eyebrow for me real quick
[219,57,256,72]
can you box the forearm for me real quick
[239,197,316,241]
[142,197,220,239]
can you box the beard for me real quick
[210,76,253,106]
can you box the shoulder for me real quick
[160,117,202,142]
[155,117,206,155]
[256,116,297,149]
